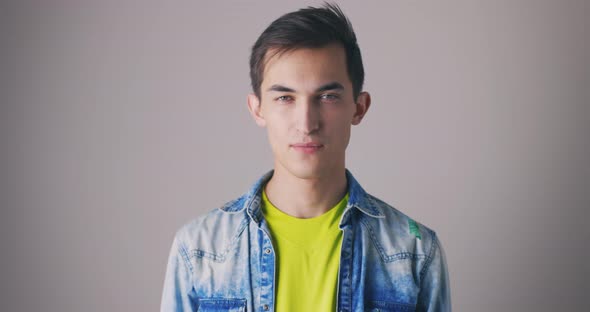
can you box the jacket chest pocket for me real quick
[366,300,416,312]
[197,298,247,312]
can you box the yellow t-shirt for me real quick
[261,187,349,311]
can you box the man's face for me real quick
[247,43,370,180]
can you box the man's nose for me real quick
[295,97,321,135]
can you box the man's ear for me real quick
[352,91,371,125]
[247,93,266,127]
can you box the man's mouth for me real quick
[291,143,324,154]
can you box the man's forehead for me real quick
[262,43,345,68]
[261,44,350,90]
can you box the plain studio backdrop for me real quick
[2,0,588,311]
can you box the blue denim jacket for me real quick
[160,169,451,311]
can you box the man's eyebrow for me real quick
[266,82,344,93]
[267,85,295,92]
[315,82,344,92]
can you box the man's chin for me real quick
[285,164,327,180]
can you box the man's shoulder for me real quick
[172,194,250,260]
[360,192,440,261]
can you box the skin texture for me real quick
[247,43,371,218]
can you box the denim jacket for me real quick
[160,169,451,312]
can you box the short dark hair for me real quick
[249,2,364,100]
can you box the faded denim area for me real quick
[161,169,451,311]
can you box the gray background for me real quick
[3,0,588,311]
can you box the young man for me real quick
[161,3,450,311]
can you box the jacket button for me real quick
[264,248,272,254]
[263,304,270,310]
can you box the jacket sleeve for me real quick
[417,233,451,311]
[160,232,196,312]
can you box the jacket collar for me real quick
[225,168,385,225]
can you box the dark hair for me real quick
[249,2,364,100]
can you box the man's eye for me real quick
[276,95,293,102]
[320,93,340,101]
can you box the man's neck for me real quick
[263,165,348,219]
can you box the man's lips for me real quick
[291,143,324,147]
[291,143,324,154]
